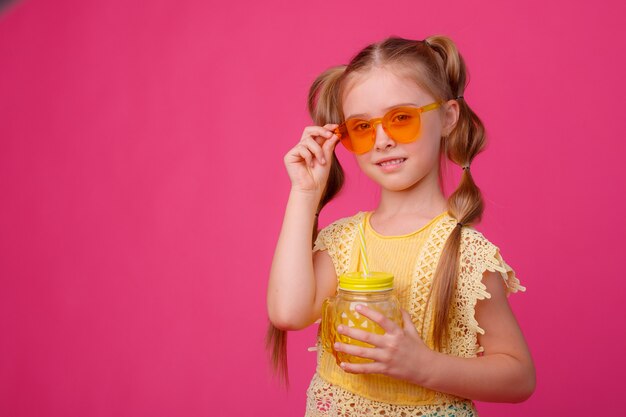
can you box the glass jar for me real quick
[320,271,402,365]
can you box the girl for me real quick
[266,35,536,416]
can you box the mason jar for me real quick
[320,271,402,365]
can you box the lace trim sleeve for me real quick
[491,247,526,297]
[313,225,330,253]
[458,228,526,343]
[313,219,344,279]
[312,213,364,279]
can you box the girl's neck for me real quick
[374,170,447,219]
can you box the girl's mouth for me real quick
[376,158,407,171]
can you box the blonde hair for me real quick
[267,35,486,387]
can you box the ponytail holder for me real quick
[456,95,464,100]
[456,222,464,228]
[462,165,470,171]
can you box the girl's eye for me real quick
[392,114,412,122]
[354,122,371,131]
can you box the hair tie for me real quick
[423,39,431,47]
[314,212,320,217]
[456,95,464,100]
[456,222,464,228]
[462,165,470,171]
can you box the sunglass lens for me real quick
[386,108,421,142]
[339,121,374,154]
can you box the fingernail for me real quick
[321,158,326,164]
[337,325,343,332]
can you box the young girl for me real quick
[267,35,536,416]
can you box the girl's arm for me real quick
[335,270,536,403]
[418,270,536,402]
[267,125,340,331]
[267,189,337,330]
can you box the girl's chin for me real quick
[372,176,423,192]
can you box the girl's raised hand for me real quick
[284,123,340,196]
[333,305,435,384]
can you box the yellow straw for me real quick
[358,222,370,277]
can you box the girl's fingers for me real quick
[333,341,383,362]
[336,324,385,347]
[354,304,399,335]
[339,360,384,375]
[295,143,313,167]
[323,133,340,157]
[401,309,419,336]
[303,125,339,143]
[301,136,326,164]
[295,124,340,167]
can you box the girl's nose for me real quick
[373,122,395,151]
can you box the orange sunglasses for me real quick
[333,102,443,154]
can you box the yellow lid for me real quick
[338,271,394,292]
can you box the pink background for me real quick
[1,0,624,416]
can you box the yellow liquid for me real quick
[335,303,386,364]
[321,295,402,365]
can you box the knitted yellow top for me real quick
[305,210,526,417]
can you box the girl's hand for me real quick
[284,124,340,196]
[334,305,435,384]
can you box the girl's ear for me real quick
[441,99,460,137]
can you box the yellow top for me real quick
[357,210,447,307]
[306,210,526,417]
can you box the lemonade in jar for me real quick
[320,271,403,365]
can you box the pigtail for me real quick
[265,65,347,387]
[421,35,487,351]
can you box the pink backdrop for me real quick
[1,0,624,416]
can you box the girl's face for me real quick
[341,67,457,192]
